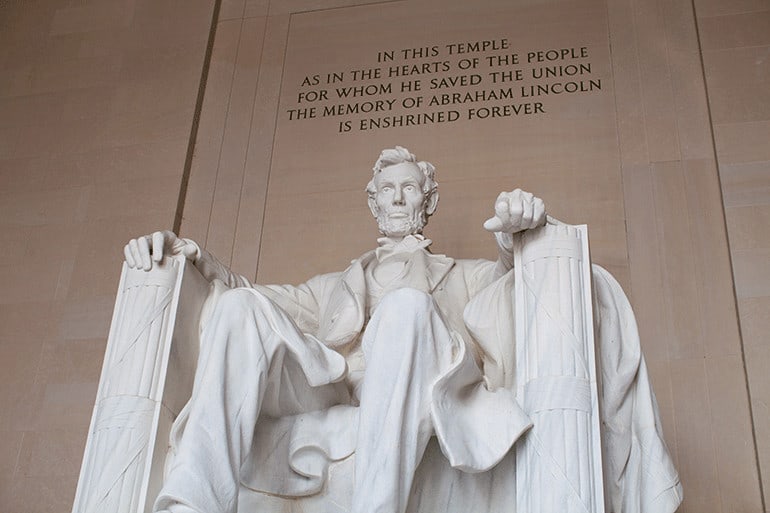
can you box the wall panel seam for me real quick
[690,0,767,509]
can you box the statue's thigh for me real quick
[261,346,351,417]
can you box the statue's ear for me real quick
[368,195,379,218]
[425,189,439,216]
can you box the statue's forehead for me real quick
[375,162,424,184]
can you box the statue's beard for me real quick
[376,209,427,238]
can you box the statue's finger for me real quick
[181,243,198,259]
[494,199,509,218]
[534,199,546,226]
[152,232,164,262]
[521,198,534,227]
[128,239,143,270]
[508,200,524,222]
[124,244,136,268]
[483,216,504,232]
[137,236,152,271]
[167,231,188,253]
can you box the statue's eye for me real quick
[381,186,393,192]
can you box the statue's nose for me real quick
[393,187,404,204]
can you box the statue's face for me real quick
[372,162,428,238]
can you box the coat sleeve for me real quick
[191,242,338,337]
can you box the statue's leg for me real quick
[351,287,455,513]
[154,288,347,513]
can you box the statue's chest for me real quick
[365,254,433,312]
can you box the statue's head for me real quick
[366,146,439,238]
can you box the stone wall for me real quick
[697,0,770,505]
[0,1,216,510]
[0,0,767,511]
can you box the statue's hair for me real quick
[365,146,437,199]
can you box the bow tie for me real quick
[375,234,433,261]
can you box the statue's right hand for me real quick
[123,230,199,271]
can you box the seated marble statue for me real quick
[124,147,682,513]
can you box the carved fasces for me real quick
[513,223,605,513]
[72,256,209,513]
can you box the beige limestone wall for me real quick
[0,1,216,511]
[696,0,770,506]
[0,0,767,512]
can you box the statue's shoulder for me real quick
[303,250,376,295]
[303,270,344,296]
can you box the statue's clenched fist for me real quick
[123,230,198,271]
[483,189,546,234]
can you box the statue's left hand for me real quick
[483,189,546,234]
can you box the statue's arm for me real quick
[187,242,253,288]
[482,189,546,279]
[123,230,252,287]
[123,230,323,331]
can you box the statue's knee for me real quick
[207,288,273,352]
[364,288,445,365]
[216,287,255,310]
[211,288,272,322]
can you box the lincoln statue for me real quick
[123,146,682,513]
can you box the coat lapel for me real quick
[318,249,455,348]
[317,252,372,348]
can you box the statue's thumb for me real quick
[181,244,198,258]
[483,216,504,232]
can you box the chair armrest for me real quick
[512,223,605,513]
[72,255,210,513]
